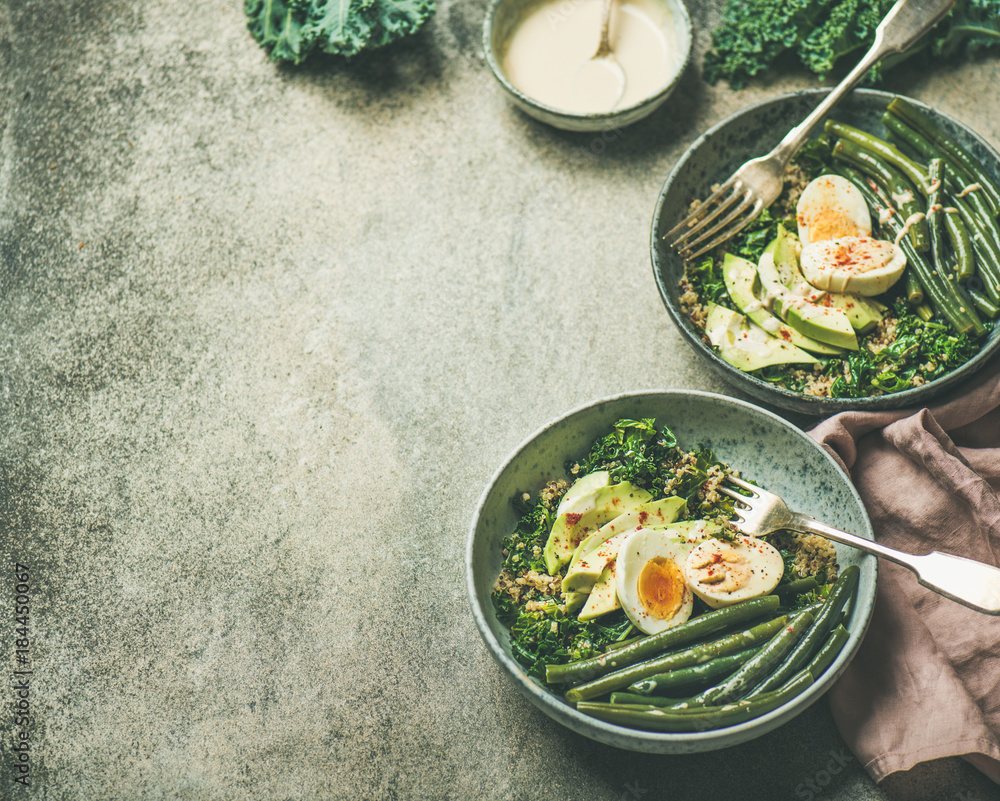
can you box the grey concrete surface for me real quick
[0,1,998,799]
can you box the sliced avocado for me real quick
[770,226,882,335]
[660,519,725,544]
[563,529,629,592]
[569,496,687,570]
[757,251,858,350]
[705,303,819,372]
[562,590,588,615]
[722,253,843,356]
[542,482,653,575]
[578,564,619,620]
[557,470,610,516]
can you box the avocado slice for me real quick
[557,470,610,516]
[568,497,687,573]
[660,518,725,543]
[705,303,819,372]
[721,253,843,356]
[562,498,690,592]
[771,226,882,335]
[542,482,653,575]
[562,590,588,615]
[563,529,631,593]
[578,564,619,620]
[756,250,858,350]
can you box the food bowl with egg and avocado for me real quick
[652,90,1000,415]
[467,390,876,752]
[483,0,691,131]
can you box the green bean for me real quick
[773,577,818,597]
[564,615,789,703]
[882,112,981,199]
[576,670,814,732]
[942,190,1000,303]
[833,165,984,336]
[686,608,814,706]
[743,565,859,698]
[905,271,924,305]
[888,96,1000,216]
[882,114,1000,278]
[885,104,1000,270]
[831,138,929,252]
[609,692,691,706]
[943,209,976,284]
[604,635,644,653]
[544,595,779,684]
[627,644,765,696]
[968,284,1000,319]
[825,119,930,194]
[803,625,850,681]
[927,158,950,287]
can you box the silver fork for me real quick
[719,474,1000,615]
[666,0,956,261]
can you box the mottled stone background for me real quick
[0,1,997,799]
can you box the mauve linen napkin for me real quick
[808,355,1000,784]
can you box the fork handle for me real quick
[787,510,1000,615]
[766,0,956,170]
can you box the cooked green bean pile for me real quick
[826,97,1000,335]
[559,564,859,732]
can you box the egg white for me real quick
[796,174,872,247]
[800,235,907,296]
[614,528,694,635]
[683,536,784,609]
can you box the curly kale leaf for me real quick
[704,0,1000,87]
[797,0,896,77]
[493,597,634,680]
[827,300,987,398]
[245,0,436,63]
[571,418,680,491]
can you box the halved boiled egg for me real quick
[614,528,693,635]
[796,174,872,247]
[683,536,784,609]
[800,236,907,296]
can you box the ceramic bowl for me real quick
[482,0,692,132]
[467,390,877,753]
[651,89,1000,415]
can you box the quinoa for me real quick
[770,530,839,583]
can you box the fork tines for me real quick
[717,474,758,505]
[666,178,764,261]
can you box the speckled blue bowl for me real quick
[651,89,1000,415]
[467,390,876,753]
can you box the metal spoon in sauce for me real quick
[574,0,626,112]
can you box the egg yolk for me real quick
[801,207,865,243]
[637,556,685,620]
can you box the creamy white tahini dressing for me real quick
[500,0,684,114]
[894,212,927,247]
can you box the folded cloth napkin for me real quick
[808,354,1000,784]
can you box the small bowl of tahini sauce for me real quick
[483,0,691,132]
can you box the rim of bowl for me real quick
[466,388,877,750]
[650,89,1000,415]
[481,0,693,128]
